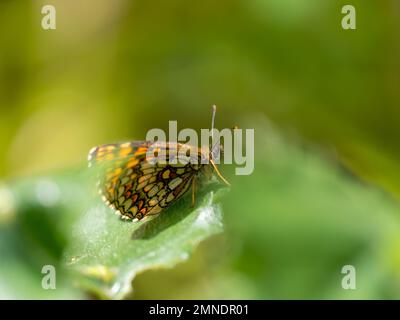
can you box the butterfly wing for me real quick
[88,141,201,220]
[88,141,149,167]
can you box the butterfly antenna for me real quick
[210,105,220,158]
[209,105,230,186]
[210,159,231,186]
[211,104,217,145]
[211,105,217,131]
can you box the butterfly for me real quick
[88,106,230,221]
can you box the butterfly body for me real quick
[89,106,229,221]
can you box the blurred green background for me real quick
[1,0,400,299]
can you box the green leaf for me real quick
[4,119,400,299]
[0,169,225,299]
[64,185,226,299]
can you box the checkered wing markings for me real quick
[104,160,197,220]
[88,141,149,167]
[90,142,202,220]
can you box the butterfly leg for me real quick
[191,176,196,207]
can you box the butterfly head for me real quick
[208,105,230,187]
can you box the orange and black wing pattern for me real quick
[88,141,202,220]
